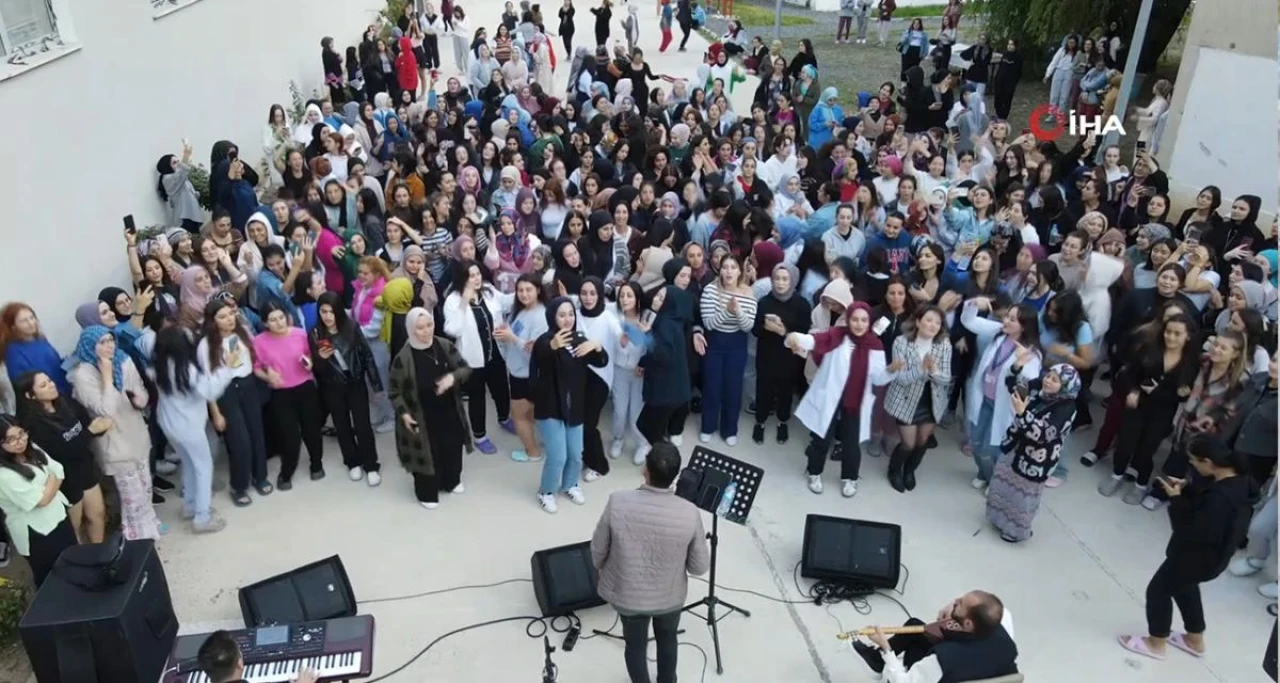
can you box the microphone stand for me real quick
[542,636,558,683]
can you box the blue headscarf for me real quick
[75,326,126,390]
[776,216,806,250]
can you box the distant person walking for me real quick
[876,0,896,46]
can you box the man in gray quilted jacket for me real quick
[592,443,711,683]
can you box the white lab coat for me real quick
[960,302,1042,447]
[794,334,889,443]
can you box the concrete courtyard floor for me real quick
[157,3,1272,683]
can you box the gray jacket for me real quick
[592,486,711,613]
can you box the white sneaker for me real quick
[421,502,439,510]
[970,477,987,490]
[348,467,364,481]
[808,475,824,494]
[670,434,684,446]
[725,436,738,446]
[632,444,651,466]
[699,433,712,444]
[1231,556,1267,577]
[1260,582,1279,599]
[583,469,602,482]
[609,440,624,458]
[156,460,178,475]
[374,420,395,434]
[566,486,587,505]
[366,471,382,487]
[451,482,465,494]
[539,493,559,514]
[841,479,858,498]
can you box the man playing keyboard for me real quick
[198,630,318,683]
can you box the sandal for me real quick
[231,491,253,507]
[1167,633,1204,658]
[1117,634,1166,660]
[254,481,274,496]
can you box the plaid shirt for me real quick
[884,335,954,423]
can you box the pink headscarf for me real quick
[179,266,213,313]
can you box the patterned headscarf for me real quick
[75,325,126,390]
[1042,363,1081,403]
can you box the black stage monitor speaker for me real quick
[19,539,177,683]
[531,542,605,617]
[238,555,357,627]
[800,514,902,589]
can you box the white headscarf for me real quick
[294,104,324,145]
[405,307,435,350]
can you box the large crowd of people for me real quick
[0,0,1274,679]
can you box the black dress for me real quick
[22,401,98,505]
[413,346,466,501]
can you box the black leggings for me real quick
[1145,558,1212,638]
[422,35,440,69]
[582,374,610,476]
[948,340,976,413]
[562,31,573,55]
[270,381,325,481]
[637,403,689,446]
[679,21,692,49]
[322,379,380,472]
[755,368,798,424]
[27,518,77,588]
[219,377,269,494]
[465,354,511,439]
[806,409,862,480]
[1112,404,1177,484]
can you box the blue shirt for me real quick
[256,269,302,327]
[1039,318,1093,367]
[5,338,69,394]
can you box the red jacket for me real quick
[395,37,419,92]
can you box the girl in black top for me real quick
[591,0,612,48]
[530,297,608,514]
[752,263,811,445]
[15,371,109,543]
[558,0,576,54]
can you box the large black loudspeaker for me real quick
[238,555,357,627]
[531,542,605,617]
[19,539,177,683]
[800,514,902,589]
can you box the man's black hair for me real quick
[197,631,241,683]
[645,443,683,489]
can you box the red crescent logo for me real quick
[1029,103,1067,142]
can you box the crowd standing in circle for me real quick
[0,0,1275,674]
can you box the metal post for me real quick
[774,0,784,40]
[1099,0,1156,161]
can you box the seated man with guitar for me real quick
[198,630,318,683]
[852,590,1019,683]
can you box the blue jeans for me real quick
[537,419,584,494]
[969,398,1001,483]
[701,330,749,438]
[1049,69,1074,113]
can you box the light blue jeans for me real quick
[1049,69,1074,113]
[537,419,584,494]
[969,398,1001,483]
[172,430,214,524]
[611,368,647,450]
[367,338,395,426]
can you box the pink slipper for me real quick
[1167,633,1204,658]
[1044,476,1064,489]
[1118,634,1166,660]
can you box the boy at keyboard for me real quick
[198,631,318,683]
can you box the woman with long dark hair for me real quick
[15,371,108,543]
[311,292,382,483]
[496,274,549,463]
[883,306,952,492]
[699,254,757,445]
[443,260,514,454]
[253,301,325,489]
[0,414,76,586]
[576,278,622,482]
[199,299,270,507]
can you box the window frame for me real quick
[0,0,60,59]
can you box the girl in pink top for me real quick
[253,301,326,487]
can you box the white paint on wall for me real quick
[1165,48,1280,215]
[0,0,386,351]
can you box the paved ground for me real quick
[7,4,1269,683]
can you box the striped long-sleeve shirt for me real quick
[700,282,758,333]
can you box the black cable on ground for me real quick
[356,577,534,605]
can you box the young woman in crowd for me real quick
[575,278,622,481]
[883,305,952,493]
[389,308,472,509]
[790,302,889,498]
[199,299,271,506]
[752,263,810,445]
[699,254,757,445]
[353,259,398,434]
[253,301,325,489]
[530,296,608,514]
[0,414,76,586]
[311,292,383,483]
[610,282,649,463]
[987,362,1079,543]
[1,304,69,394]
[443,260,514,455]
[1038,289,1094,483]
[14,371,109,544]
[497,273,548,463]
[67,327,162,540]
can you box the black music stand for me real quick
[677,446,763,675]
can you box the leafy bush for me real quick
[0,577,30,645]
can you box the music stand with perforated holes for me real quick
[676,446,763,675]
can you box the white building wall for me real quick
[0,0,385,350]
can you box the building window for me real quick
[0,0,61,60]
[152,0,207,20]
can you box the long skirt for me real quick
[114,461,162,540]
[985,456,1043,542]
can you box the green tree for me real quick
[983,0,1193,72]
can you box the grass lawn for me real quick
[734,4,815,27]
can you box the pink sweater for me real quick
[253,328,315,389]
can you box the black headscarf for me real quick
[544,296,576,331]
[155,155,176,202]
[553,240,585,295]
[583,211,615,279]
[97,287,131,324]
[578,277,606,318]
[662,257,689,285]
[647,218,674,248]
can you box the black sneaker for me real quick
[752,424,765,444]
[777,423,789,444]
[277,477,293,491]
[152,491,166,505]
[310,468,326,481]
[851,640,885,674]
[153,475,176,492]
[925,434,938,449]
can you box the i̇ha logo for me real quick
[1029,104,1126,142]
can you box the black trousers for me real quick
[947,341,976,412]
[637,403,689,446]
[562,31,573,55]
[1075,367,1098,423]
[993,83,1016,120]
[583,374,611,475]
[1112,404,1177,484]
[219,377,269,494]
[1145,558,1211,638]
[464,354,511,439]
[755,368,798,424]
[888,618,934,669]
[806,409,862,480]
[422,35,440,69]
[271,382,325,481]
[678,21,692,49]
[620,610,682,683]
[412,458,462,504]
[322,379,380,472]
[27,518,77,588]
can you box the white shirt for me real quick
[196,335,253,380]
